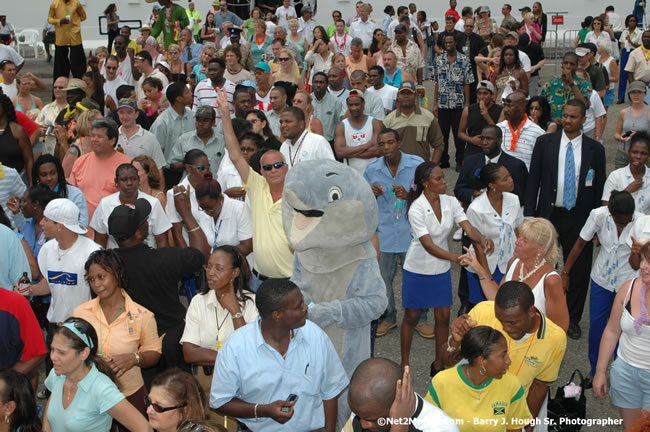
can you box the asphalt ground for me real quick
[23,54,625,430]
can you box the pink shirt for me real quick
[68,151,132,223]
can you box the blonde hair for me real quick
[254,18,267,33]
[201,45,217,58]
[517,218,560,265]
[76,109,102,137]
[167,43,181,54]
[273,48,301,83]
[294,89,314,116]
[332,52,346,66]
[597,38,612,54]
[524,12,535,20]
[15,73,32,85]
[95,46,109,57]
[288,18,300,28]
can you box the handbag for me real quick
[547,369,587,432]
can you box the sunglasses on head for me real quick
[189,164,211,172]
[144,396,187,413]
[262,161,285,171]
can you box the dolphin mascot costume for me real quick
[282,159,388,426]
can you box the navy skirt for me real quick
[402,269,452,309]
[468,267,505,305]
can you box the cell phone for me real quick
[46,125,55,136]
[623,131,633,138]
[189,73,196,81]
[281,394,298,413]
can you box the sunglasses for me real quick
[62,317,95,348]
[278,57,290,62]
[262,161,285,171]
[189,164,211,171]
[105,65,117,70]
[530,105,542,110]
[144,396,187,413]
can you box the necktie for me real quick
[564,141,576,210]
[186,46,192,61]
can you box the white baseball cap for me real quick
[44,198,87,235]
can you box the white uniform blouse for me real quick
[403,194,467,275]
[602,165,650,214]
[466,192,523,275]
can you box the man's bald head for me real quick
[348,358,402,411]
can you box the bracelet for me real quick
[254,403,258,420]
[478,275,494,281]
[446,334,458,352]
[187,225,201,233]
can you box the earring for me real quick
[535,253,542,267]
[4,415,8,424]
[479,364,486,376]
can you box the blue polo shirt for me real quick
[364,152,424,253]
[210,318,349,431]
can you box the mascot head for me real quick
[282,160,378,252]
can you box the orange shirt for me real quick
[67,151,132,223]
[73,290,162,397]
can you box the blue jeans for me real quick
[378,252,427,324]
[589,280,617,377]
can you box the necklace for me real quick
[255,34,266,46]
[518,258,546,282]
[56,237,79,261]
[463,365,486,400]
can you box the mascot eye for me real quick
[328,186,343,203]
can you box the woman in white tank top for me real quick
[460,218,569,332]
[593,242,650,430]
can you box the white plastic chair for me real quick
[16,29,44,59]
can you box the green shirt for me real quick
[186,9,202,35]
[500,15,518,30]
[540,75,593,119]
[586,63,606,92]
[327,24,348,38]
[152,4,190,49]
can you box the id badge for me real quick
[585,169,594,187]
[128,313,137,335]
[216,340,223,351]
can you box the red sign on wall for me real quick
[552,15,564,25]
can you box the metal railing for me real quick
[96,17,143,36]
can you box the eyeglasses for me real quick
[144,396,187,413]
[53,86,66,89]
[203,264,234,273]
[262,161,285,171]
[189,164,211,171]
[278,57,290,62]
[530,105,542,111]
[105,65,117,70]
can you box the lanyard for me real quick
[211,219,223,253]
[508,314,538,376]
[214,307,230,351]
[289,130,309,167]
[508,115,528,152]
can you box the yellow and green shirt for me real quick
[426,365,532,431]
[468,301,567,393]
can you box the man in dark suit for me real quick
[454,124,528,314]
[524,99,606,340]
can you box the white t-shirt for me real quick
[165,177,213,245]
[116,55,136,86]
[103,76,127,115]
[280,130,335,169]
[580,206,640,291]
[0,80,17,99]
[518,49,532,73]
[196,194,253,252]
[603,165,650,214]
[466,192,523,274]
[90,191,172,249]
[584,90,606,134]
[39,236,102,323]
[404,194,467,275]
[216,149,243,191]
[366,84,398,113]
[180,289,258,350]
[276,6,297,30]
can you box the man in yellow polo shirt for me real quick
[444,281,567,432]
[216,89,294,292]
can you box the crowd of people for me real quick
[1,0,650,431]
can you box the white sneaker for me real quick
[453,228,463,241]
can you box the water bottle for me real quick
[394,198,405,220]
[17,272,31,296]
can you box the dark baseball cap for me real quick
[394,24,408,33]
[108,199,152,241]
[135,50,153,63]
[398,81,417,93]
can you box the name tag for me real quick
[585,169,594,187]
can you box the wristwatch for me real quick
[232,312,243,320]
[134,352,140,364]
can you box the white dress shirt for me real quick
[403,194,468,275]
[555,131,583,208]
[280,130,335,168]
[196,195,253,252]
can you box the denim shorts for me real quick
[609,357,650,409]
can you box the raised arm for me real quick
[216,88,250,183]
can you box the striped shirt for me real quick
[192,79,236,127]
[498,118,546,169]
[0,164,27,229]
